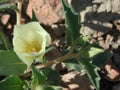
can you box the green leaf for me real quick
[62,0,81,45]
[45,46,55,53]
[0,3,11,10]
[78,58,100,90]
[64,59,82,71]
[0,76,25,90]
[0,0,9,2]
[31,66,61,90]
[32,9,38,21]
[0,3,18,11]
[0,51,27,75]
[50,86,62,90]
[0,26,12,50]
[80,44,112,66]
[44,86,55,90]
[31,65,46,89]
[0,39,6,50]
[43,68,60,85]
[87,47,104,58]
[75,35,89,47]
[80,44,100,58]
[45,85,62,90]
[92,51,113,67]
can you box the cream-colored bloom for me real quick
[13,22,51,66]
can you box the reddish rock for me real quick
[0,14,10,25]
[113,19,120,31]
[104,60,120,81]
[26,0,64,25]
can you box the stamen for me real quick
[24,41,41,53]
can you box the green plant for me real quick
[0,0,112,90]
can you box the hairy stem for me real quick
[36,52,78,69]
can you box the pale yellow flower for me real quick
[13,22,51,66]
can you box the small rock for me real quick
[104,60,120,81]
[92,31,98,38]
[113,19,120,31]
[103,22,113,29]
[112,0,120,13]
[89,38,96,43]
[117,39,120,44]
[97,32,104,37]
[105,34,113,44]
[99,40,108,49]
[97,37,103,41]
[105,34,113,49]
[111,42,119,49]
[99,34,113,49]
[80,26,94,36]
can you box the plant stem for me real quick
[36,52,78,69]
[16,0,22,25]
[23,51,79,76]
[35,41,76,69]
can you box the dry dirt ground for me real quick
[0,0,120,90]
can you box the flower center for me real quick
[24,41,41,53]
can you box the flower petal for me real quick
[13,22,51,66]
